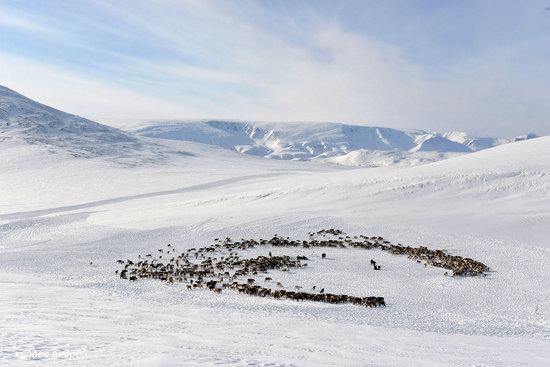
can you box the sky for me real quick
[0,0,549,136]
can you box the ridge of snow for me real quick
[0,85,191,164]
[134,120,490,165]
[0,85,542,169]
[443,131,510,151]
[410,134,471,153]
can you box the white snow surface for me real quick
[411,134,471,153]
[131,120,532,167]
[323,149,463,167]
[443,131,511,151]
[1,88,550,366]
[0,86,191,165]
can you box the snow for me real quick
[0,85,190,165]
[443,131,540,152]
[410,134,471,153]
[1,87,549,366]
[443,131,509,151]
[132,120,426,161]
[514,133,540,142]
[323,149,463,167]
[132,120,486,166]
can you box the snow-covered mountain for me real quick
[0,85,188,164]
[133,120,422,157]
[133,120,535,166]
[443,131,511,151]
[514,133,539,142]
[0,85,540,168]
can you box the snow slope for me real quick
[443,131,509,151]
[1,141,549,366]
[0,84,536,168]
[0,85,189,165]
[0,89,549,366]
[131,120,493,166]
[131,120,535,168]
[411,133,471,152]
[323,149,463,167]
[133,120,420,155]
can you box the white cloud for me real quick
[0,52,203,127]
[1,1,548,136]
[0,6,57,34]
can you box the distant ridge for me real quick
[132,119,538,166]
[0,85,540,168]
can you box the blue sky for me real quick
[1,0,549,136]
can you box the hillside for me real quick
[132,120,532,166]
[1,86,539,169]
[0,86,188,164]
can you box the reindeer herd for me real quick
[117,229,489,308]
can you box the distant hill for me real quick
[0,85,540,168]
[0,85,190,164]
[132,120,537,166]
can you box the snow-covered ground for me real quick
[1,87,549,366]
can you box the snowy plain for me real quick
[1,86,550,366]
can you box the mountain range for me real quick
[0,85,540,167]
[133,120,538,166]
